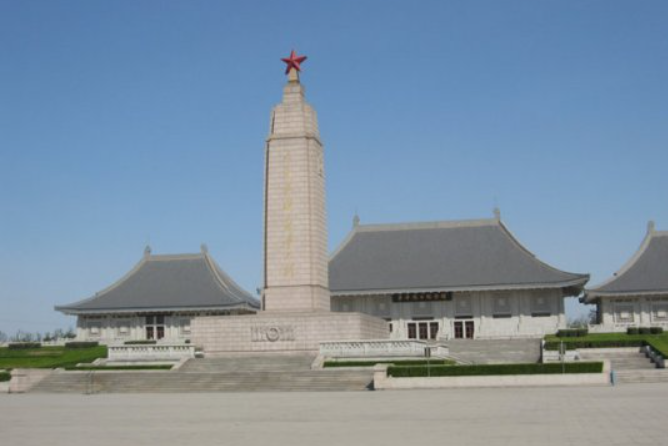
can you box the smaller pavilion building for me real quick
[55,245,259,343]
[584,221,668,332]
[329,212,589,340]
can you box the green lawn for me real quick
[0,346,108,369]
[324,359,456,368]
[544,332,668,357]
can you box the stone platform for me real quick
[191,312,389,356]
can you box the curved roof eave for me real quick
[586,227,655,293]
[55,302,258,316]
[331,276,589,297]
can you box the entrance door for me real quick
[454,321,475,339]
[465,321,475,339]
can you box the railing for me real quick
[319,339,448,358]
[107,344,195,361]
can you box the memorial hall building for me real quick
[583,222,668,332]
[57,214,589,343]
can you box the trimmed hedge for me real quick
[627,327,663,335]
[65,342,99,349]
[324,359,455,368]
[124,340,157,345]
[387,362,604,378]
[8,343,42,350]
[544,339,645,351]
[0,371,11,382]
[556,328,589,338]
[65,365,173,371]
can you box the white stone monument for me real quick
[191,51,389,355]
[263,59,329,312]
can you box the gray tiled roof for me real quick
[585,227,668,300]
[56,250,259,314]
[329,219,588,296]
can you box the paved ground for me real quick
[2,384,667,446]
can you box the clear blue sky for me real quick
[1,1,667,335]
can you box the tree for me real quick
[65,327,76,339]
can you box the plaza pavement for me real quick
[2,384,667,446]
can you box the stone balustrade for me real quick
[107,344,195,361]
[319,339,447,358]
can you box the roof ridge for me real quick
[355,218,498,232]
[148,253,203,261]
[586,227,667,295]
[496,221,588,281]
[203,252,258,305]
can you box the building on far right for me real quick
[583,221,668,332]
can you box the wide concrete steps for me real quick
[615,369,668,384]
[447,338,542,364]
[30,369,375,393]
[579,351,657,371]
[178,356,314,373]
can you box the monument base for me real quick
[191,311,389,357]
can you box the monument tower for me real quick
[191,52,388,355]
[263,50,330,312]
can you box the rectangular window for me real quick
[615,305,635,323]
[493,295,512,317]
[145,315,167,340]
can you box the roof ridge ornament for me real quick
[493,207,501,221]
[353,213,360,228]
[648,220,656,234]
[144,245,152,258]
[201,243,209,254]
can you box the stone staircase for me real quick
[447,338,542,364]
[578,349,668,384]
[30,355,376,393]
[177,355,314,373]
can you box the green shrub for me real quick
[650,327,664,334]
[639,327,652,335]
[646,338,668,358]
[0,371,11,382]
[8,342,41,350]
[544,339,644,351]
[324,359,455,368]
[557,328,588,338]
[65,365,172,371]
[387,362,603,378]
[65,342,99,349]
[627,327,639,335]
[124,340,157,345]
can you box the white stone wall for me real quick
[594,295,668,332]
[191,312,389,356]
[75,313,196,344]
[331,289,566,339]
[263,80,330,312]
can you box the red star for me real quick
[281,50,307,75]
